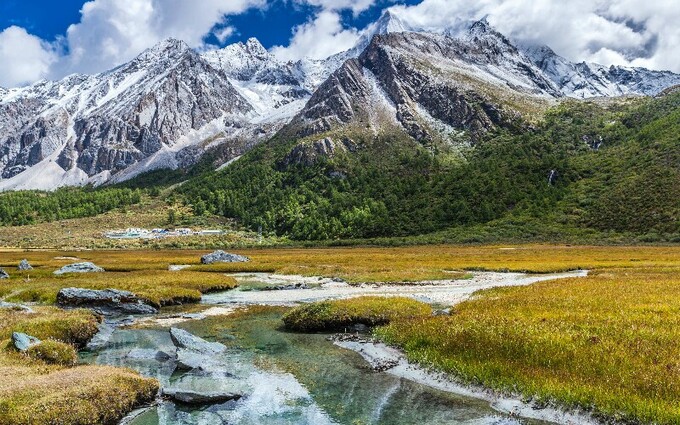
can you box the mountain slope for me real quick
[523,44,680,98]
[0,39,254,190]
[179,86,680,241]
[283,21,560,144]
[1,13,680,192]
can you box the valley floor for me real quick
[1,245,680,424]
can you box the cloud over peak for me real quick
[1,0,679,88]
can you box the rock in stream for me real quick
[57,288,158,315]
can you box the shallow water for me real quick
[83,307,551,425]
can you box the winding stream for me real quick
[81,271,588,425]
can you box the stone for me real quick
[0,301,33,313]
[168,265,192,271]
[54,262,104,275]
[200,250,249,265]
[262,282,309,291]
[169,328,226,354]
[57,288,158,315]
[12,332,41,352]
[0,268,8,279]
[17,259,33,271]
[126,348,172,362]
[349,323,370,333]
[433,308,451,316]
[162,388,241,405]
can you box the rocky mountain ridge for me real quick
[1,12,679,190]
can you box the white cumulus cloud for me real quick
[0,26,57,87]
[271,10,362,61]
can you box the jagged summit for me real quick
[374,10,413,35]
[522,43,680,98]
[137,38,191,60]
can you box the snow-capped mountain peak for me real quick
[373,10,413,35]
[1,12,680,191]
[522,43,680,98]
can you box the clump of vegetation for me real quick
[25,340,78,366]
[0,306,158,425]
[6,270,239,307]
[0,307,99,347]
[375,267,680,424]
[283,296,432,332]
[0,365,158,425]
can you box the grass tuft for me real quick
[283,296,432,332]
[25,340,78,366]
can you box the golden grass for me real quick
[1,245,680,423]
[4,270,238,307]
[0,307,99,347]
[26,340,78,366]
[0,365,158,425]
[282,296,432,332]
[2,245,680,285]
[376,267,680,424]
[0,307,158,425]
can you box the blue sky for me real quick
[0,0,419,51]
[0,0,678,88]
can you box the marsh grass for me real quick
[0,307,158,425]
[283,297,432,332]
[0,365,158,425]
[376,267,680,424]
[2,245,680,423]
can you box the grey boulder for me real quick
[0,301,33,313]
[126,348,173,362]
[17,259,33,271]
[57,288,158,315]
[54,262,104,275]
[200,250,249,265]
[162,388,241,405]
[12,332,41,351]
[169,328,227,354]
[0,268,8,279]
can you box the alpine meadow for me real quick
[1,2,679,425]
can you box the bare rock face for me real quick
[0,39,255,189]
[283,137,357,167]
[284,26,561,143]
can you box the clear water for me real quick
[82,308,550,425]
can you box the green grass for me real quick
[283,296,432,332]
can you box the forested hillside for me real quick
[180,90,680,241]
[1,91,677,243]
[0,188,142,226]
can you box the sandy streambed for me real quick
[202,270,589,306]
